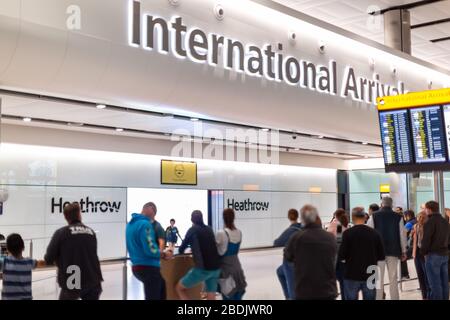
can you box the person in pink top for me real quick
[327,209,349,236]
[327,208,350,299]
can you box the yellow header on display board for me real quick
[377,88,450,111]
[161,160,197,185]
[379,184,390,193]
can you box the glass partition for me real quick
[349,169,408,211]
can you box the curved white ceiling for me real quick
[0,0,449,145]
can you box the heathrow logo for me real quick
[51,197,122,214]
[227,199,270,212]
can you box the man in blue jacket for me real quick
[274,209,302,300]
[126,202,171,300]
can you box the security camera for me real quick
[369,57,375,70]
[292,135,297,140]
[391,65,397,75]
[288,31,297,42]
[214,4,224,20]
[318,40,325,54]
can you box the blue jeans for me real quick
[425,254,449,300]
[414,254,429,299]
[336,261,346,300]
[344,279,376,300]
[276,261,295,300]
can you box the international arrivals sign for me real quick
[129,0,406,105]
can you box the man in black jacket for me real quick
[45,202,103,300]
[339,207,385,300]
[422,201,450,300]
[367,196,407,300]
[176,210,221,300]
[284,205,337,300]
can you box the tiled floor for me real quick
[5,248,438,300]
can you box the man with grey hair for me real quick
[284,205,337,300]
[367,196,407,300]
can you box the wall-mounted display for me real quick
[377,88,450,172]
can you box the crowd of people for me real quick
[0,197,449,300]
[276,197,450,300]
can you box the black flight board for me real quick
[379,109,413,166]
[410,106,447,164]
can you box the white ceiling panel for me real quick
[273,0,450,71]
[0,93,382,159]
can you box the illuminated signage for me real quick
[227,198,269,212]
[129,0,406,105]
[161,160,198,185]
[379,184,390,193]
[377,88,450,111]
[51,197,122,214]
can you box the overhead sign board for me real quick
[377,88,450,172]
[161,160,198,185]
[377,88,450,111]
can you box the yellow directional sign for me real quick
[377,88,450,111]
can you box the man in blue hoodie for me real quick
[126,202,170,300]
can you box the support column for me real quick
[384,9,412,54]
[384,9,417,211]
[433,171,446,215]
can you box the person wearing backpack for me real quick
[274,209,302,300]
[215,208,247,300]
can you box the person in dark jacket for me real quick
[367,196,407,300]
[339,207,385,300]
[273,209,302,300]
[44,202,103,300]
[176,210,221,300]
[284,204,337,300]
[422,201,450,300]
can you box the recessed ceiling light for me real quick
[22,117,32,122]
[294,148,300,151]
[261,128,270,132]
[362,142,369,145]
[96,104,106,109]
[190,118,199,122]
[115,128,124,132]
[317,135,324,139]
[333,152,339,155]
[67,122,84,127]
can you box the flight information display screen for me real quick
[410,106,447,163]
[379,109,413,165]
[442,105,450,161]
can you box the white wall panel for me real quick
[224,190,336,248]
[0,185,127,260]
[0,143,338,252]
[0,144,338,192]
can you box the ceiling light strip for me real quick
[1,114,366,158]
